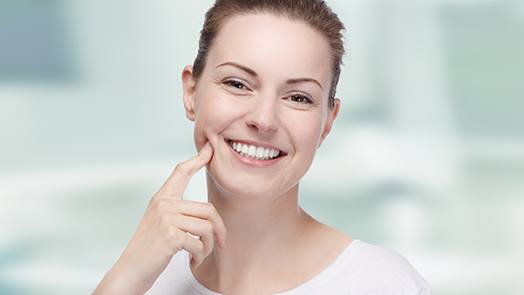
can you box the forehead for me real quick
[207,13,332,85]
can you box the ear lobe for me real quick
[181,65,197,121]
[318,98,341,148]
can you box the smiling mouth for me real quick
[225,138,287,161]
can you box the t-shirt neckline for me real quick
[183,239,361,294]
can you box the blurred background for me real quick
[1,0,523,294]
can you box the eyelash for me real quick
[289,94,313,104]
[223,79,313,105]
[224,79,249,90]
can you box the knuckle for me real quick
[205,202,217,214]
[159,214,172,227]
[203,220,213,232]
[164,224,176,239]
[152,198,169,211]
[166,227,184,252]
[175,233,186,249]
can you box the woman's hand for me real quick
[93,142,227,294]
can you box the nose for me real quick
[244,93,279,135]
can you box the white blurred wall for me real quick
[1,0,522,294]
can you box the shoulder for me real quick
[340,240,431,294]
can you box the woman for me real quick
[94,0,430,294]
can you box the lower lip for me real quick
[225,139,286,168]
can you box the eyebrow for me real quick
[216,61,324,90]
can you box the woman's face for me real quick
[182,13,340,199]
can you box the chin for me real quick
[206,165,284,200]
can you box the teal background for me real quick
[1,0,523,294]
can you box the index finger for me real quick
[158,142,213,198]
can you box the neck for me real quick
[191,172,315,291]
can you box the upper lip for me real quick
[226,138,288,155]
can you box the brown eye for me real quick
[290,94,313,104]
[224,80,248,90]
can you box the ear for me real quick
[318,98,341,148]
[181,65,197,121]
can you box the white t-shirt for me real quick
[145,239,431,294]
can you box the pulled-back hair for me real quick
[193,0,346,109]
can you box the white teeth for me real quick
[256,147,264,159]
[228,140,282,161]
[248,145,256,157]
[235,143,242,152]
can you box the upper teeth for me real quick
[230,141,281,160]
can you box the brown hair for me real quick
[192,0,346,109]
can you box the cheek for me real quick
[193,92,244,149]
[285,112,323,151]
[298,127,322,166]
[282,112,323,181]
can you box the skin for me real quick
[183,13,351,293]
[94,12,351,295]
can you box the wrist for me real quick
[94,260,149,294]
